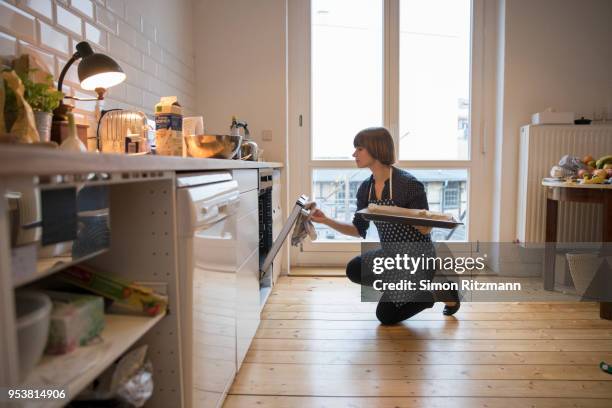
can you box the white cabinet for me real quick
[232,169,260,370]
[236,249,260,367]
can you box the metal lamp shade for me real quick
[78,53,126,90]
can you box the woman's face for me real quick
[353,146,375,168]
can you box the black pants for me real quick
[346,255,434,325]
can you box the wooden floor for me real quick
[224,276,612,408]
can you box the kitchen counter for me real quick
[0,145,283,177]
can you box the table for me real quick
[542,180,612,320]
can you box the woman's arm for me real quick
[311,209,361,238]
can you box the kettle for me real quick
[230,116,259,161]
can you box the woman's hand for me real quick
[310,208,328,224]
[414,225,433,235]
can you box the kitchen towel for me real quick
[291,201,317,246]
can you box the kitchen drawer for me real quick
[232,169,258,193]
[237,207,258,269]
[236,189,257,219]
[236,249,260,368]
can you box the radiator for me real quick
[517,124,612,243]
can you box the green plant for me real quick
[21,69,64,113]
[3,68,63,113]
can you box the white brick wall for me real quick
[0,0,196,149]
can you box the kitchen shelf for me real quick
[13,249,108,288]
[21,312,165,408]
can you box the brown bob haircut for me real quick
[353,127,396,165]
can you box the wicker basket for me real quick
[566,252,603,296]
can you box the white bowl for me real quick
[16,292,52,380]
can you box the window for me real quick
[399,0,472,160]
[311,0,383,160]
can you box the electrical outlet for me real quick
[262,129,273,141]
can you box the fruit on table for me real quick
[595,155,612,169]
[607,169,612,178]
[604,163,612,170]
[577,169,589,178]
[593,169,608,179]
[583,176,606,184]
[588,160,597,168]
[583,155,594,164]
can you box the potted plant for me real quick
[3,68,63,142]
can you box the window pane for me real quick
[399,0,471,160]
[311,0,383,160]
[312,168,467,242]
[403,168,468,241]
[312,168,372,241]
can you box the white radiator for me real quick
[517,124,612,243]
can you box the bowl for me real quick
[16,291,52,380]
[184,134,242,159]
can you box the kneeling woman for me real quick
[310,127,459,324]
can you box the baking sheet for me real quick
[357,208,463,229]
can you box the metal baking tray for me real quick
[357,208,463,229]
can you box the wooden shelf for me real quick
[21,312,165,408]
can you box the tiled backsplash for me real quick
[0,0,196,149]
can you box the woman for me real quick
[311,127,460,324]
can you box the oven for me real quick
[258,169,274,288]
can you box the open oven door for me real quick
[259,195,310,284]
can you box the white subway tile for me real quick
[142,91,158,111]
[19,0,52,21]
[119,61,145,88]
[0,1,36,44]
[105,0,123,18]
[70,0,94,19]
[56,56,80,86]
[106,81,125,100]
[57,5,83,37]
[142,54,157,76]
[96,5,116,33]
[84,22,106,49]
[145,73,161,95]
[0,31,17,57]
[125,83,142,106]
[117,19,146,52]
[141,18,156,42]
[124,3,141,30]
[148,40,161,62]
[18,40,56,76]
[39,21,70,56]
[108,34,140,68]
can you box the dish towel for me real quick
[367,204,455,222]
[291,201,317,246]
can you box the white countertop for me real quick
[0,145,283,176]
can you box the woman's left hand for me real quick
[415,225,433,235]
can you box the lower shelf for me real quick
[21,312,165,408]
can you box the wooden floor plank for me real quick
[261,311,600,320]
[263,302,600,312]
[229,378,612,398]
[259,318,612,330]
[255,327,612,340]
[250,338,612,352]
[233,363,612,381]
[224,396,612,408]
[244,350,612,365]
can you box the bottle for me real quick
[59,113,87,152]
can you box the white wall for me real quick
[193,0,288,164]
[491,0,612,242]
[0,0,197,146]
